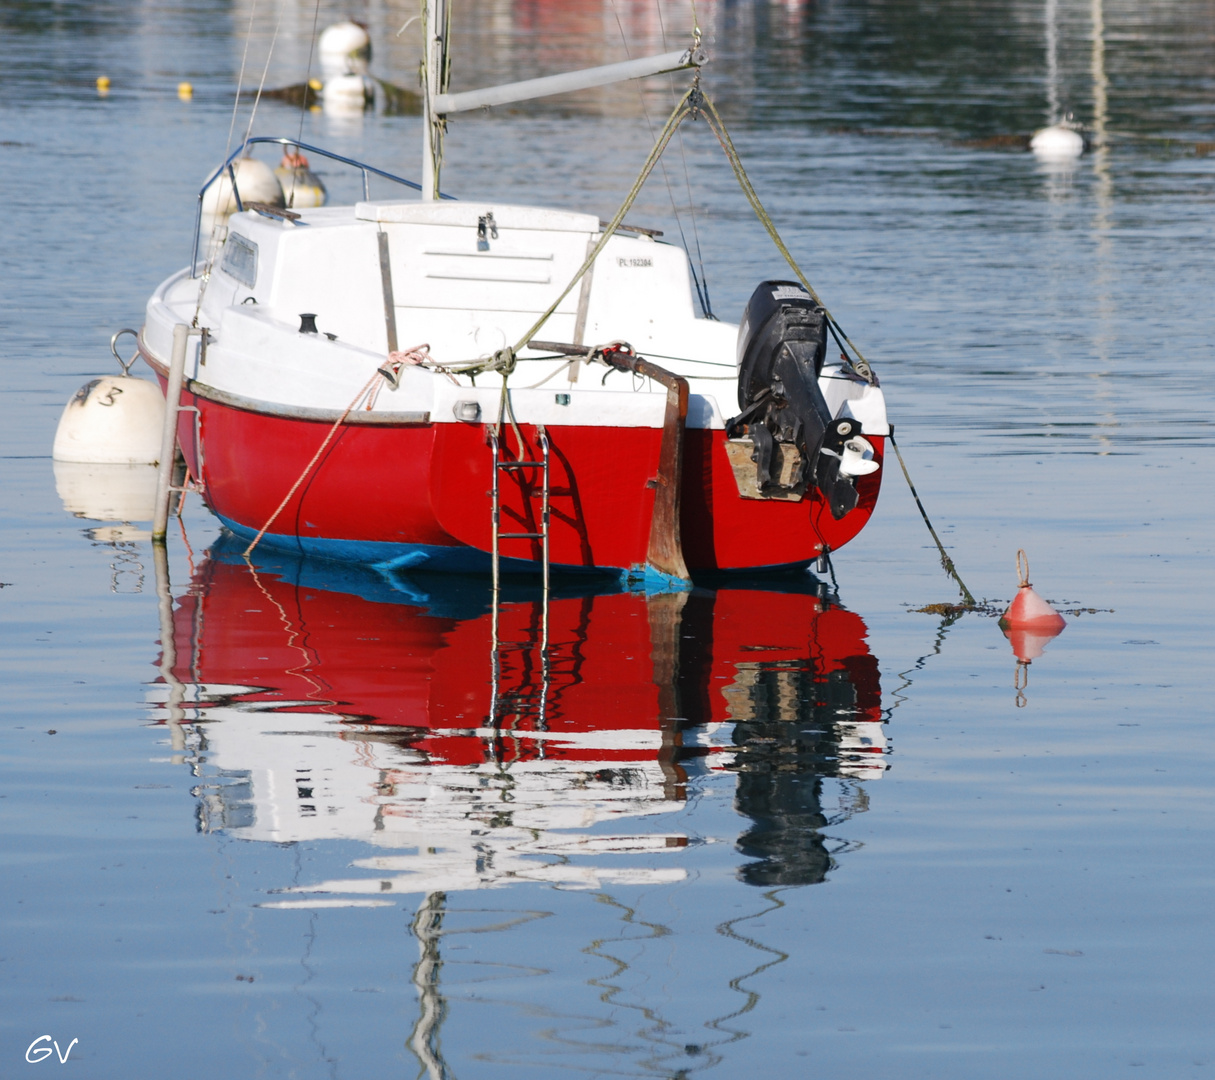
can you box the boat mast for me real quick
[421,0,447,201]
[419,0,704,202]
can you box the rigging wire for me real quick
[654,0,714,318]
[195,0,289,324]
[192,0,261,324]
[223,0,258,164]
[242,0,290,146]
[609,0,714,319]
[287,0,324,210]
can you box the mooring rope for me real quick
[694,94,874,381]
[888,432,977,606]
[241,347,426,558]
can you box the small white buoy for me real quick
[54,460,159,525]
[1030,124,1084,162]
[201,156,285,217]
[53,376,165,464]
[322,73,375,114]
[319,20,372,77]
[275,150,328,209]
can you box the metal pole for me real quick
[539,428,550,596]
[420,0,444,201]
[153,541,187,762]
[152,324,195,542]
[431,48,704,115]
[490,430,501,593]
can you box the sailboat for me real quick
[137,2,889,585]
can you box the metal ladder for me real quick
[489,424,551,594]
[488,595,551,761]
[489,425,552,752]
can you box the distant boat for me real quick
[137,1,889,584]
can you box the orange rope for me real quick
[240,348,427,558]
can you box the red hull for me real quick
[160,373,883,572]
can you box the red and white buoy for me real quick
[1000,549,1066,662]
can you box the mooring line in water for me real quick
[885,606,965,717]
[887,432,978,607]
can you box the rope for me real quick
[888,432,977,607]
[694,94,874,382]
[1017,548,1031,588]
[452,82,701,447]
[683,92,984,606]
[241,348,426,557]
[507,84,699,361]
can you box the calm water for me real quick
[2,1,1214,1077]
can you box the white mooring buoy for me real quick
[1030,124,1084,161]
[53,374,165,465]
[322,73,376,114]
[319,20,372,78]
[201,156,285,217]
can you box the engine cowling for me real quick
[727,281,866,520]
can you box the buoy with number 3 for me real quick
[1000,549,1066,662]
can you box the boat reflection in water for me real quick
[148,536,886,1070]
[150,534,886,897]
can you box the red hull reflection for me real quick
[152,540,885,892]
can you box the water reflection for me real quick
[145,538,886,1073]
[148,536,886,896]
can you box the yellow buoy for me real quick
[178,81,193,100]
[96,75,111,93]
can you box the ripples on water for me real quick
[2,1,1214,1076]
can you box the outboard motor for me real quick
[726,281,872,519]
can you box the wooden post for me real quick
[636,357,691,583]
